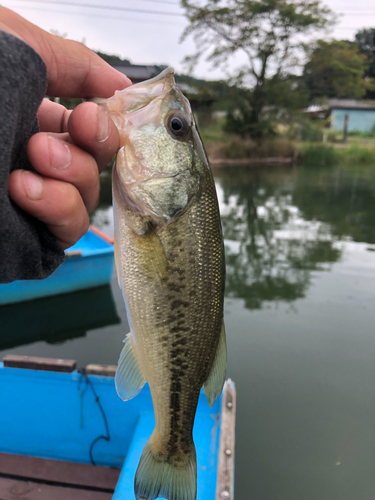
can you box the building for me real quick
[108,63,217,111]
[110,64,162,84]
[329,99,375,133]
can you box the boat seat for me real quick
[0,451,120,499]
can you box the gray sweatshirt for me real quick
[0,30,64,284]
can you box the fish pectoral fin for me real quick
[115,333,146,401]
[203,321,227,408]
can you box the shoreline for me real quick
[209,157,294,166]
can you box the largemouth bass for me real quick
[95,68,226,500]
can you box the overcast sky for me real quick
[3,0,375,80]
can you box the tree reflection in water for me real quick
[293,166,375,244]
[92,163,375,311]
[215,166,341,309]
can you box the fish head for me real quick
[96,68,207,224]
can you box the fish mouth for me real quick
[134,67,175,87]
[92,67,176,115]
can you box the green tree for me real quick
[355,28,375,78]
[355,28,375,98]
[96,51,131,66]
[181,0,335,139]
[303,40,368,99]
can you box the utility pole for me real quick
[343,114,349,143]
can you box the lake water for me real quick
[1,163,375,500]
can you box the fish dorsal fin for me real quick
[114,232,120,287]
[204,321,227,408]
[115,333,146,401]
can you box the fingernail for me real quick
[97,107,110,142]
[49,136,71,170]
[22,171,44,200]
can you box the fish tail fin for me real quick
[135,434,197,500]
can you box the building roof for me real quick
[329,99,375,110]
[112,64,160,82]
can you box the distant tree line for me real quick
[55,4,375,143]
[355,28,375,98]
[181,0,375,140]
[303,35,375,100]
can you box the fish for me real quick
[95,68,226,500]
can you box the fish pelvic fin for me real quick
[135,435,197,500]
[204,321,227,408]
[115,333,146,401]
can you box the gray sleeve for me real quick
[0,30,65,284]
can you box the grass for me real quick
[204,138,375,166]
[198,118,375,166]
[340,145,375,164]
[199,117,226,143]
[199,119,294,158]
[205,138,296,161]
[299,144,340,165]
[220,137,295,159]
[300,143,375,166]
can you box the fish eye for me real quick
[167,114,190,138]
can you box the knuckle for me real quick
[57,185,83,222]
[61,109,72,133]
[57,204,90,249]
[85,158,100,187]
[76,212,90,241]
[87,190,100,213]
[78,159,100,211]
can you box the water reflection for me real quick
[2,163,374,500]
[92,164,375,312]
[0,285,120,350]
[292,167,375,244]
[216,167,342,309]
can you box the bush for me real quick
[300,143,375,166]
[301,121,325,142]
[217,137,295,159]
[327,130,342,143]
[300,144,340,166]
[286,119,325,142]
[347,129,375,138]
[344,145,375,163]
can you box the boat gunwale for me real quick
[215,379,236,500]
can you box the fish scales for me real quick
[114,169,224,458]
[96,67,226,500]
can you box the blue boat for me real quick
[0,357,236,500]
[0,227,114,305]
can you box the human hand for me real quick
[1,7,131,249]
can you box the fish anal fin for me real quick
[204,321,227,408]
[115,333,146,401]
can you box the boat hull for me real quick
[0,227,114,305]
[0,360,235,499]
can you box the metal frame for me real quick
[216,379,236,500]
